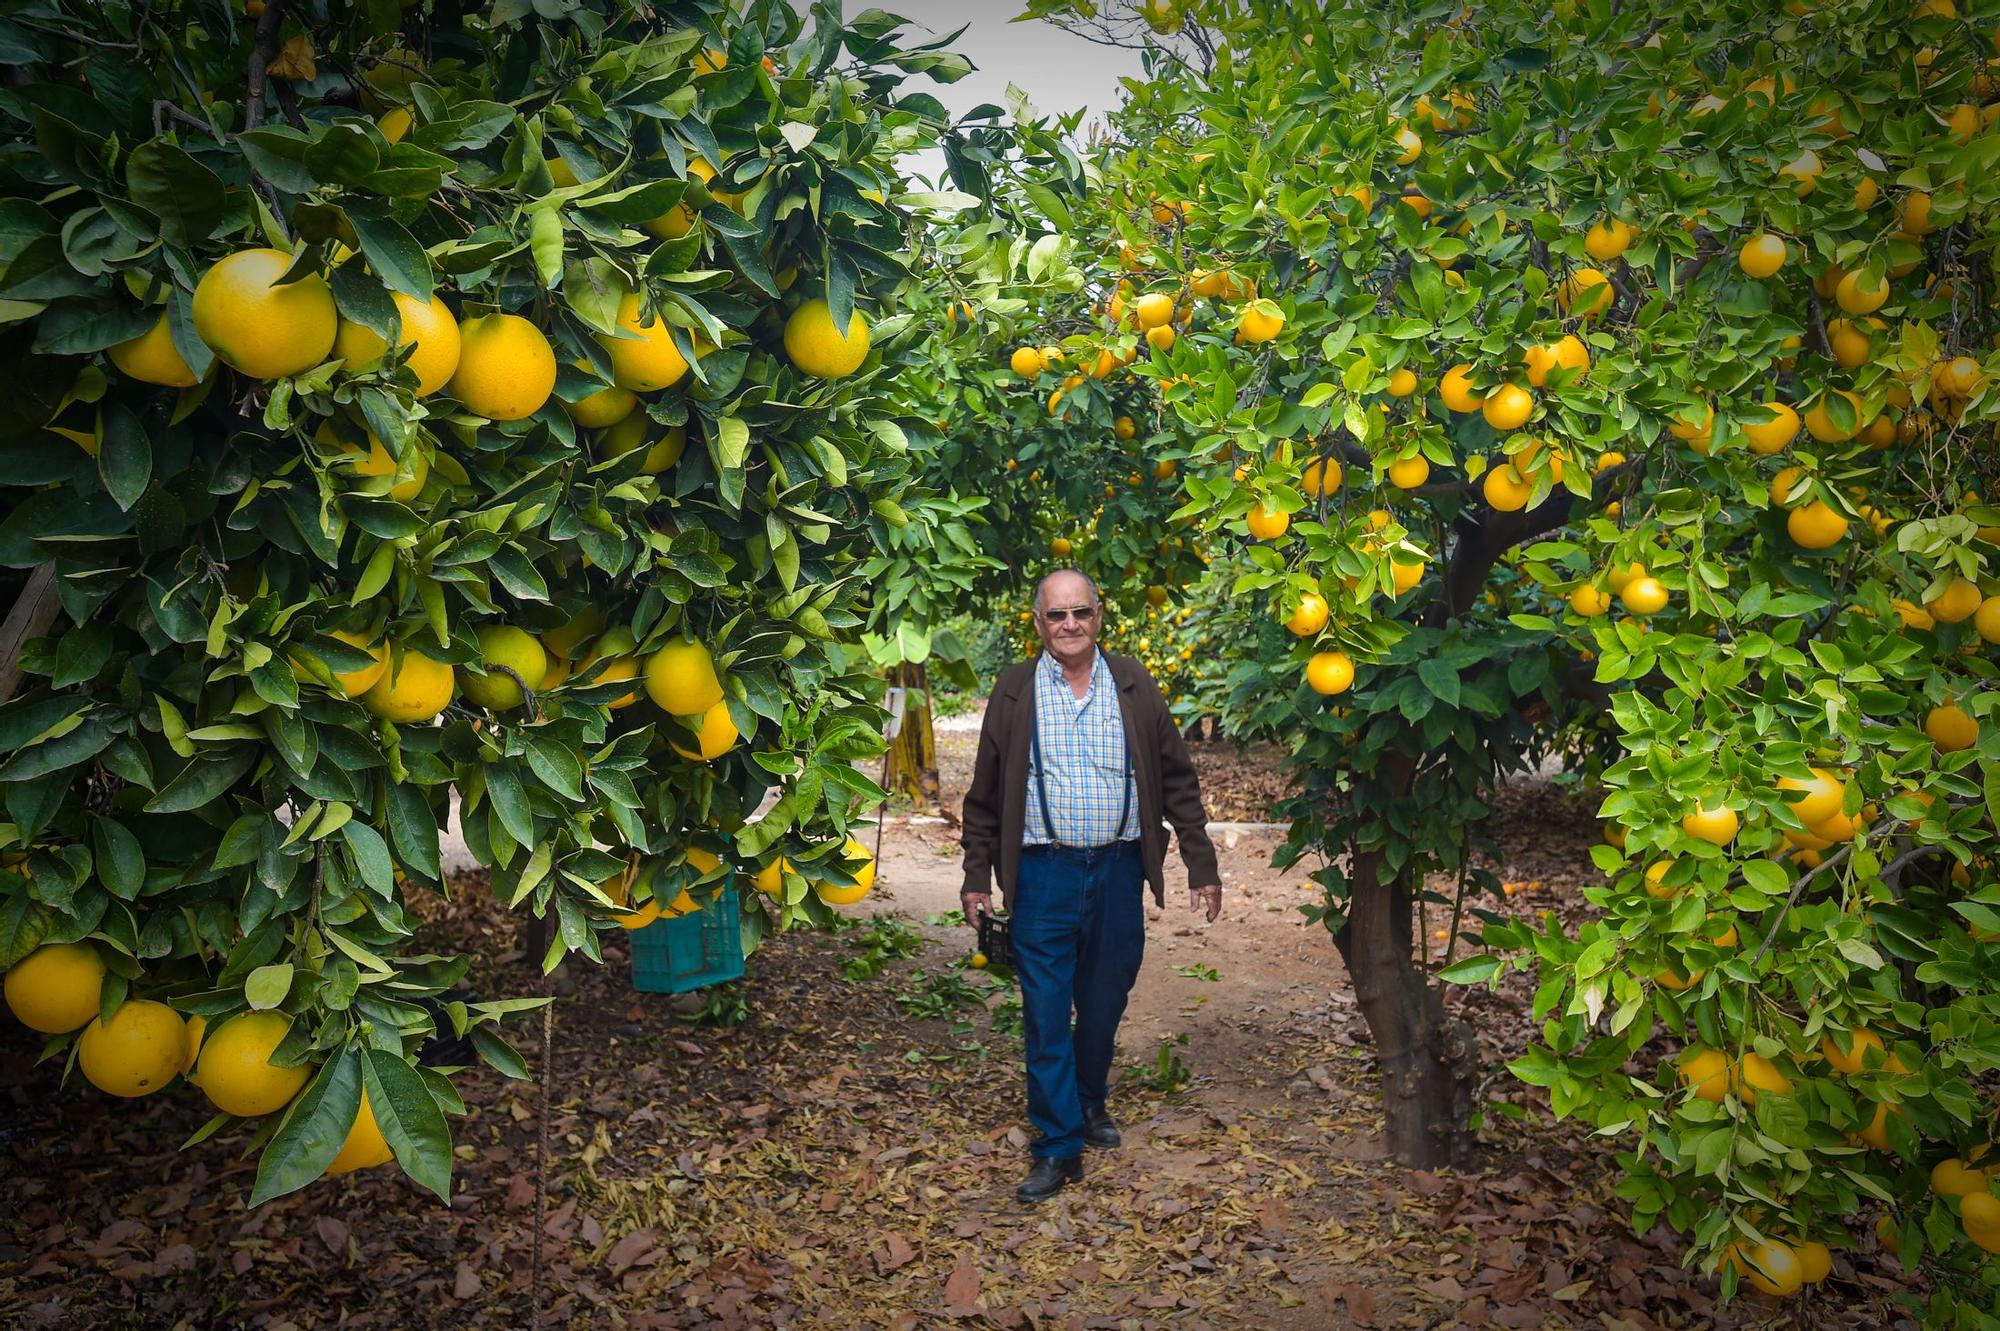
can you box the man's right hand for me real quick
[961,890,991,923]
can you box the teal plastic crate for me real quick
[630,876,744,994]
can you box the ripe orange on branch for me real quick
[1440,363,1483,412]
[1306,651,1355,696]
[1481,383,1534,431]
[4,943,107,1035]
[192,248,338,380]
[451,312,557,419]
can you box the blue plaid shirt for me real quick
[1024,651,1139,847]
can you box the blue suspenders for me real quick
[1030,654,1134,849]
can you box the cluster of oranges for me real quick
[3,942,391,1176]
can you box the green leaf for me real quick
[89,814,145,900]
[52,623,113,689]
[0,892,53,968]
[387,783,441,881]
[346,205,433,301]
[715,415,750,471]
[213,812,267,871]
[471,1025,531,1080]
[0,716,113,782]
[1437,954,1502,984]
[306,123,381,188]
[329,263,398,344]
[98,400,151,510]
[145,751,256,813]
[529,205,563,289]
[245,962,294,1009]
[249,1044,355,1205]
[237,126,318,193]
[363,1048,453,1202]
[1740,860,1788,895]
[124,140,225,248]
[341,820,394,894]
[1416,657,1460,708]
[1984,760,2000,844]
[524,734,584,802]
[1836,937,1884,970]
[484,761,535,847]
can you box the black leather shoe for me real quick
[1083,1107,1122,1149]
[1016,1155,1083,1202]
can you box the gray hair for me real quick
[1034,568,1100,613]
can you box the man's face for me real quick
[1034,573,1101,662]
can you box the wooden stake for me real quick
[0,563,61,703]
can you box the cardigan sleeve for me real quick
[1147,669,1221,889]
[959,684,1006,894]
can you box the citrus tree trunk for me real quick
[1311,477,1613,1169]
[1334,843,1481,1169]
[882,661,941,809]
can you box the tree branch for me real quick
[244,0,292,133]
[152,99,218,139]
[0,563,64,703]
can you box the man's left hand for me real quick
[1189,884,1221,923]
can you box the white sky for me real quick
[880,2,1148,185]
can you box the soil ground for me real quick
[0,720,1918,1330]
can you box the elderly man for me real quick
[961,569,1222,1203]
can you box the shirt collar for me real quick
[1039,649,1104,691]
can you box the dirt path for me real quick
[0,734,1900,1330]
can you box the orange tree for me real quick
[0,0,990,1203]
[873,161,1219,796]
[1019,0,2000,1314]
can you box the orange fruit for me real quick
[1569,584,1611,617]
[785,299,872,378]
[1835,269,1890,315]
[1284,593,1330,637]
[196,1012,312,1117]
[1481,383,1534,431]
[77,999,188,1098]
[1559,267,1613,318]
[451,313,557,419]
[1786,500,1849,549]
[1245,502,1289,540]
[1740,402,1800,454]
[4,942,108,1035]
[1778,767,1845,826]
[1723,1239,1804,1296]
[1738,232,1788,278]
[108,313,200,388]
[1925,702,1978,752]
[326,1088,397,1175]
[1927,578,1982,624]
[1821,1028,1898,1075]
[192,248,338,380]
[1386,455,1430,488]
[1439,363,1482,412]
[332,290,462,396]
[1584,217,1636,261]
[1682,801,1739,845]
[1306,651,1355,696]
[1737,1053,1792,1104]
[1679,1047,1731,1102]
[1621,576,1668,616]
[1482,464,1531,512]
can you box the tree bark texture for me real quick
[1335,843,1482,1170]
[0,562,62,704]
[1320,482,1611,1168]
[882,661,941,810]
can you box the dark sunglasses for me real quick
[1038,605,1099,623]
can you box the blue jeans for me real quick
[1012,840,1146,1161]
